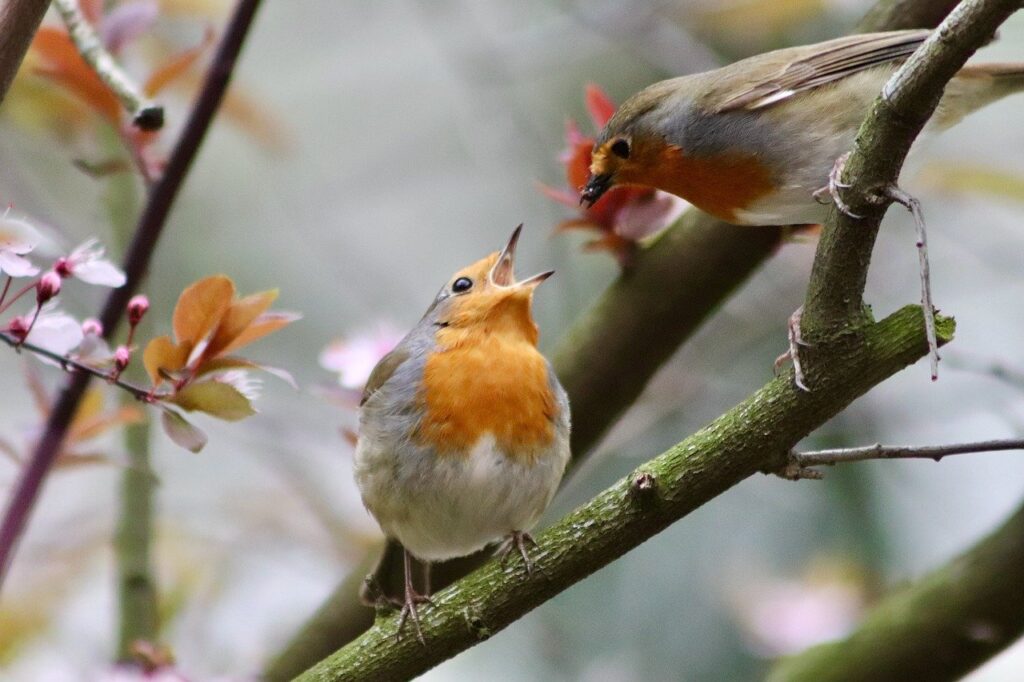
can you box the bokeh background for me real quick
[1,0,1024,679]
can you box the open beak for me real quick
[490,225,554,289]
[580,172,613,207]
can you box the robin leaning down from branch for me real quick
[582,29,1024,390]
[354,226,571,643]
[581,29,1024,224]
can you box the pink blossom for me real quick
[0,215,42,278]
[55,239,126,287]
[319,324,403,391]
[36,270,62,303]
[10,303,84,357]
[127,294,150,324]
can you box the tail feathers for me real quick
[936,62,1024,129]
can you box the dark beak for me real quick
[580,173,613,207]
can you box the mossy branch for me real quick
[294,307,952,681]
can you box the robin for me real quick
[581,29,1023,389]
[354,226,571,643]
[581,29,1024,225]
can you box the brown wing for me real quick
[359,346,411,407]
[713,30,929,113]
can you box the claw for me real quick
[497,530,539,576]
[813,152,863,219]
[776,306,810,392]
[394,548,432,645]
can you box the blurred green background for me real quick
[1,0,1024,679]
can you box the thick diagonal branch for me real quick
[295,308,952,680]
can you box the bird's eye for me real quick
[452,277,473,293]
[610,138,631,159]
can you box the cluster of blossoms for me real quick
[0,214,297,454]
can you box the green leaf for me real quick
[169,381,256,421]
[159,409,207,453]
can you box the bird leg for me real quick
[496,530,539,576]
[773,306,810,392]
[394,548,432,645]
[813,152,864,219]
[879,184,939,381]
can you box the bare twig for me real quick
[52,0,164,130]
[0,0,265,594]
[778,438,1024,479]
[0,0,50,105]
[0,332,155,401]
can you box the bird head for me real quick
[581,79,685,207]
[426,225,553,345]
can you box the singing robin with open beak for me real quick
[581,29,1024,225]
[354,225,571,643]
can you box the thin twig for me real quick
[778,438,1024,479]
[0,332,155,401]
[0,0,265,593]
[51,0,164,130]
[884,185,938,380]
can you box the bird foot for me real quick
[496,530,540,576]
[394,589,433,645]
[773,306,810,392]
[813,152,863,219]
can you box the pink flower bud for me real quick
[54,257,72,278]
[36,271,61,304]
[114,345,131,372]
[81,318,103,336]
[6,315,29,340]
[127,294,150,325]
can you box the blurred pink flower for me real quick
[9,303,84,357]
[0,215,43,278]
[733,558,868,657]
[55,238,126,287]
[319,323,403,392]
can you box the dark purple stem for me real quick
[0,0,264,592]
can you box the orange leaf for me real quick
[172,275,234,347]
[143,335,191,385]
[206,289,277,358]
[31,27,120,123]
[143,26,214,97]
[69,406,145,442]
[216,311,299,356]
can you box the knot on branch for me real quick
[463,606,492,641]
[774,452,825,481]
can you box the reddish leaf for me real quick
[216,311,300,357]
[144,26,214,96]
[31,27,120,123]
[206,289,277,358]
[585,83,617,129]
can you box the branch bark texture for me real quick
[295,307,952,681]
[0,0,265,593]
[0,0,49,105]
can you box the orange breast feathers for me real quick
[416,329,558,463]
[616,143,776,222]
